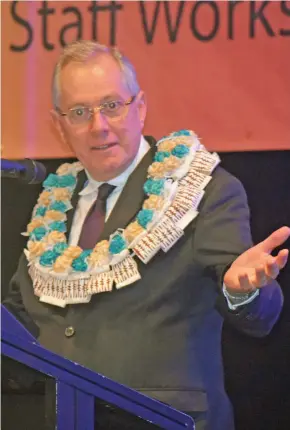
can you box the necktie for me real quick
[78,183,116,250]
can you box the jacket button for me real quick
[65,326,75,337]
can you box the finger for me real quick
[264,255,280,279]
[259,226,290,253]
[252,266,270,287]
[264,251,289,278]
[275,249,289,269]
[238,273,254,292]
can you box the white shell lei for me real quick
[24,131,220,307]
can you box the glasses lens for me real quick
[102,101,124,118]
[68,107,91,124]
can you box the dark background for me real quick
[2,150,290,430]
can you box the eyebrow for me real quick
[100,94,124,103]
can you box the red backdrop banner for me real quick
[2,1,290,158]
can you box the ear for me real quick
[137,91,147,127]
[50,109,67,145]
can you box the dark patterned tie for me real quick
[78,183,116,250]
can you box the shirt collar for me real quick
[79,136,150,196]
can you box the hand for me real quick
[224,226,290,294]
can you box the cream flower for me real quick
[89,241,110,266]
[46,231,66,244]
[89,252,109,267]
[56,163,72,175]
[53,255,73,273]
[143,195,165,211]
[124,221,145,243]
[174,136,194,147]
[158,140,177,152]
[93,240,110,254]
[163,156,182,173]
[63,246,82,259]
[71,161,83,173]
[27,218,45,233]
[27,241,46,258]
[53,188,71,201]
[148,162,167,178]
[37,190,52,206]
[44,210,66,222]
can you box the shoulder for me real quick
[207,165,247,196]
[211,166,243,188]
[198,166,249,214]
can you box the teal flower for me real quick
[50,201,67,213]
[172,144,190,158]
[143,178,165,196]
[43,173,76,189]
[43,174,59,188]
[49,221,66,233]
[39,250,58,267]
[80,250,93,259]
[72,257,88,272]
[53,242,68,256]
[109,234,126,255]
[31,226,47,241]
[58,175,76,188]
[35,206,47,217]
[154,151,170,162]
[171,129,191,137]
[137,209,154,228]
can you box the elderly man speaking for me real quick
[4,41,289,430]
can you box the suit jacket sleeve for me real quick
[192,167,283,337]
[2,253,40,339]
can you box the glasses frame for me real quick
[56,95,136,125]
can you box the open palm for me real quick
[224,226,290,293]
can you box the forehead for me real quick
[59,55,130,107]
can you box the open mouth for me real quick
[91,143,117,151]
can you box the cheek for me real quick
[116,114,143,148]
[63,127,87,154]
[114,128,139,158]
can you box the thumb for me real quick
[259,226,290,253]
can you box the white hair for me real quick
[52,40,140,109]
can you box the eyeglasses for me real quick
[57,95,136,125]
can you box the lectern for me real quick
[1,306,195,429]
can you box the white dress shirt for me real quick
[69,136,150,246]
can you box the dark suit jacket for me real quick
[3,137,283,430]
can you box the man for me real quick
[3,41,289,430]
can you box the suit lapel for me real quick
[99,136,156,241]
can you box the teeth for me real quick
[92,143,115,150]
[93,145,108,150]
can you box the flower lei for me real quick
[24,130,220,307]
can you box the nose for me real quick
[89,108,109,134]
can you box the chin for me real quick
[88,163,124,182]
[86,151,135,181]
[106,156,133,174]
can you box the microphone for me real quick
[1,159,47,184]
